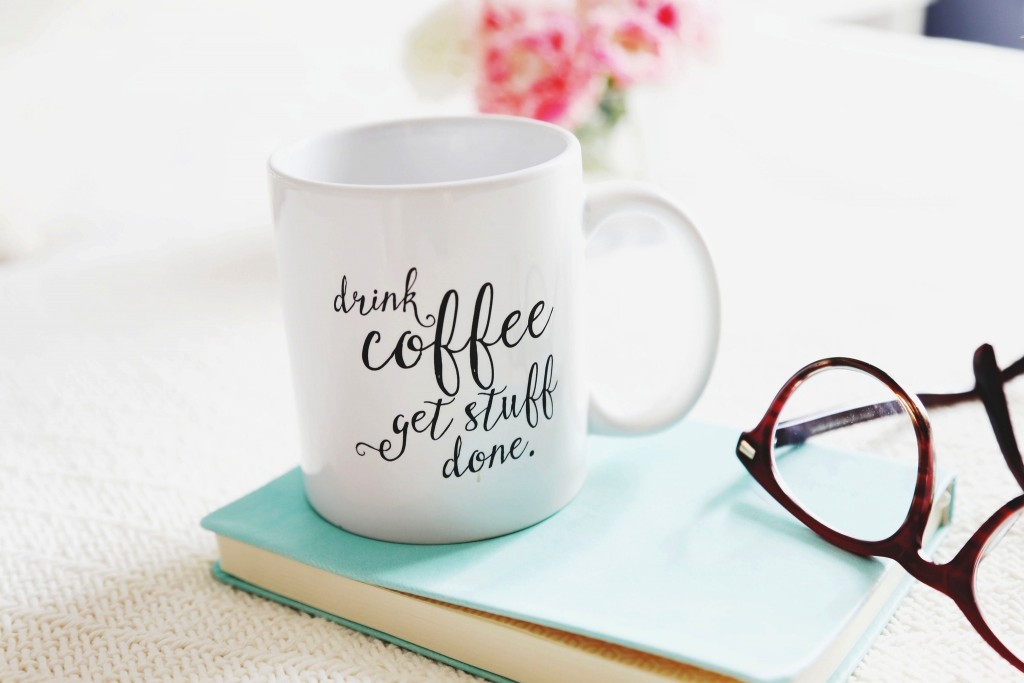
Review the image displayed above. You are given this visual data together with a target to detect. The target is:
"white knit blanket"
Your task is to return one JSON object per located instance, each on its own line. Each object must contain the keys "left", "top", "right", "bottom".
{"left": 2, "top": 230, "right": 1023, "bottom": 682}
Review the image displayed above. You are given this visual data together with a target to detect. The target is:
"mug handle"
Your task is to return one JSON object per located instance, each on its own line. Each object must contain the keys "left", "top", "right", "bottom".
{"left": 583, "top": 180, "right": 721, "bottom": 435}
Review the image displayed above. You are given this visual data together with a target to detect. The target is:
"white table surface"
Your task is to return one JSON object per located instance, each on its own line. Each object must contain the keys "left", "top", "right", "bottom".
{"left": 2, "top": 2, "right": 1024, "bottom": 680}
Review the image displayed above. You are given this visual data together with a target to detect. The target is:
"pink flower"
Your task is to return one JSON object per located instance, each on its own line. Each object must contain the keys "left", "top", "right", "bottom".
{"left": 469, "top": 0, "right": 714, "bottom": 130}
{"left": 655, "top": 2, "right": 680, "bottom": 31}
{"left": 584, "top": 1, "right": 682, "bottom": 87}
{"left": 475, "top": 3, "right": 603, "bottom": 129}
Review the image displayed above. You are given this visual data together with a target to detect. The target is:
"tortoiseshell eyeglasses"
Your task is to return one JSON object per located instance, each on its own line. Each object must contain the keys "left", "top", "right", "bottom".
{"left": 736, "top": 344, "right": 1024, "bottom": 672}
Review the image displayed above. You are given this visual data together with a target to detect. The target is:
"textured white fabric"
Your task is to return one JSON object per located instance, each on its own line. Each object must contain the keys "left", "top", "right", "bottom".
{"left": 3, "top": 230, "right": 1024, "bottom": 682}
{"left": 3, "top": 2, "right": 1024, "bottom": 681}
{"left": 0, "top": 235, "right": 475, "bottom": 682}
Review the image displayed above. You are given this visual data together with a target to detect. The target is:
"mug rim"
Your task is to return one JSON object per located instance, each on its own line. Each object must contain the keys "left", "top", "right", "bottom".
{"left": 267, "top": 114, "right": 581, "bottom": 193}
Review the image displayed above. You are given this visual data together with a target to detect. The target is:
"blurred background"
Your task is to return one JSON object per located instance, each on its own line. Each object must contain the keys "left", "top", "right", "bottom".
{"left": 2, "top": 0, "right": 1022, "bottom": 415}
{"left": 0, "top": 0, "right": 1020, "bottom": 262}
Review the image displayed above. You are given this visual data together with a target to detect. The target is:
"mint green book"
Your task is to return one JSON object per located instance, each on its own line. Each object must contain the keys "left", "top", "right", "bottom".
{"left": 202, "top": 421, "right": 954, "bottom": 683}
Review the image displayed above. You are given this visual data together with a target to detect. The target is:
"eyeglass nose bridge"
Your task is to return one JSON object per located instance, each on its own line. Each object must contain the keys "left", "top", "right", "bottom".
{"left": 880, "top": 492, "right": 1024, "bottom": 627}
{"left": 887, "top": 539, "right": 958, "bottom": 594}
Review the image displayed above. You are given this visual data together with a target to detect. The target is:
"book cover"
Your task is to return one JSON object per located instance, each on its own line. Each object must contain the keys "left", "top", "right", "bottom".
{"left": 202, "top": 421, "right": 953, "bottom": 683}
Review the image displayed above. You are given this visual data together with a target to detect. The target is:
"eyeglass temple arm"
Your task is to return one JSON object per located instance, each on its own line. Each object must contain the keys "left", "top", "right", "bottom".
{"left": 774, "top": 350, "right": 1024, "bottom": 449}
{"left": 974, "top": 345, "right": 1024, "bottom": 491}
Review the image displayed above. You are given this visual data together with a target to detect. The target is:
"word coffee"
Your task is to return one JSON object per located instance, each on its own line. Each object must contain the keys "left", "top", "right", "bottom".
{"left": 336, "top": 268, "right": 559, "bottom": 479}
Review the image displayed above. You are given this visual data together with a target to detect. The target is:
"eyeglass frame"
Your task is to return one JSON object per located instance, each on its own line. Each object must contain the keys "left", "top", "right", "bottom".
{"left": 735, "top": 343, "right": 1024, "bottom": 672}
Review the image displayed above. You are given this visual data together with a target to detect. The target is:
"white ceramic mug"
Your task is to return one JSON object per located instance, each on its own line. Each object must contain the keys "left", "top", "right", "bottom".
{"left": 269, "top": 115, "right": 719, "bottom": 543}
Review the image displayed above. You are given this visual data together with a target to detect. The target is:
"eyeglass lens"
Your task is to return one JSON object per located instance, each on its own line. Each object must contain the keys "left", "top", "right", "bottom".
{"left": 976, "top": 510, "right": 1024, "bottom": 661}
{"left": 771, "top": 367, "right": 919, "bottom": 542}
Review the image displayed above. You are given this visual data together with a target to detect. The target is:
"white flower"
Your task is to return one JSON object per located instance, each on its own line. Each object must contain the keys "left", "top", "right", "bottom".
{"left": 403, "top": 1, "right": 476, "bottom": 100}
